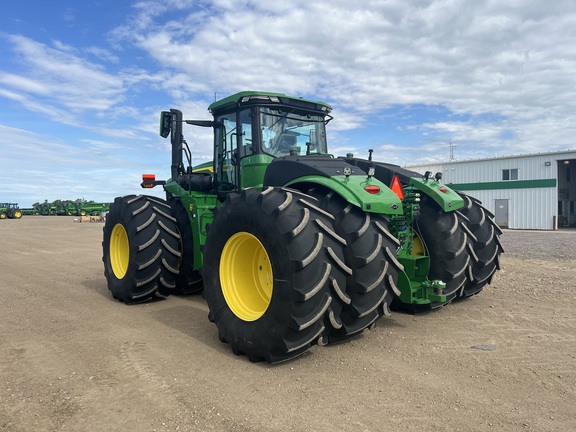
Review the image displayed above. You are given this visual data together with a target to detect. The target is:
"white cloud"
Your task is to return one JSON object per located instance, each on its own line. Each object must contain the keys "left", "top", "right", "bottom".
{"left": 2, "top": 35, "right": 126, "bottom": 111}
{"left": 112, "top": 0, "right": 576, "bottom": 127}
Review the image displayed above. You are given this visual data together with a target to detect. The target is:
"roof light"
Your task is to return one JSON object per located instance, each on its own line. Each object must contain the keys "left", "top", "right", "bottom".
{"left": 390, "top": 176, "right": 404, "bottom": 201}
{"left": 364, "top": 185, "right": 380, "bottom": 194}
{"left": 242, "top": 95, "right": 281, "bottom": 103}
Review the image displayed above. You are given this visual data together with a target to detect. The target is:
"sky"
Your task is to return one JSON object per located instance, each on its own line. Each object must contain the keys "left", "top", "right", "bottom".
{"left": 1, "top": 0, "right": 576, "bottom": 207}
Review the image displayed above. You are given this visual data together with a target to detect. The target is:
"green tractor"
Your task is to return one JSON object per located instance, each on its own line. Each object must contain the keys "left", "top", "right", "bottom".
{"left": 36, "top": 202, "right": 57, "bottom": 216}
{"left": 0, "top": 203, "right": 22, "bottom": 219}
{"left": 79, "top": 203, "right": 110, "bottom": 216}
{"left": 103, "top": 91, "right": 503, "bottom": 363}
{"left": 65, "top": 203, "right": 79, "bottom": 216}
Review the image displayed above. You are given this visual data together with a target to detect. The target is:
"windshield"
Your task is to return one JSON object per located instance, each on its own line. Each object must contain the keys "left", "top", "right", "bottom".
{"left": 260, "top": 107, "right": 328, "bottom": 157}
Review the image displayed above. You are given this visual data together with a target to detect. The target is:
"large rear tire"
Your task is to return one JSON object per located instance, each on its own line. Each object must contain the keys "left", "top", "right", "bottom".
{"left": 456, "top": 193, "right": 504, "bottom": 298}
{"left": 102, "top": 195, "right": 180, "bottom": 303}
{"left": 307, "top": 188, "right": 402, "bottom": 341}
{"left": 411, "top": 196, "right": 471, "bottom": 309}
{"left": 202, "top": 187, "right": 349, "bottom": 363}
{"left": 168, "top": 197, "right": 203, "bottom": 295}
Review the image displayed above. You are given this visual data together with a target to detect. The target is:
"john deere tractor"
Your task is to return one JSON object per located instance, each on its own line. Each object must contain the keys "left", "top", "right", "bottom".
{"left": 103, "top": 91, "right": 503, "bottom": 363}
{"left": 0, "top": 203, "right": 22, "bottom": 219}
{"left": 79, "top": 202, "right": 110, "bottom": 216}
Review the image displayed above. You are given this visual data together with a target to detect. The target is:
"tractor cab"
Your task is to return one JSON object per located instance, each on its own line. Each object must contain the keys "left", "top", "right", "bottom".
{"left": 208, "top": 92, "right": 332, "bottom": 194}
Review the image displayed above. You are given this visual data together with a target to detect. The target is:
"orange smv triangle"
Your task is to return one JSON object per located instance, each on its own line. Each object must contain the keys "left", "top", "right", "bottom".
{"left": 390, "top": 175, "right": 404, "bottom": 201}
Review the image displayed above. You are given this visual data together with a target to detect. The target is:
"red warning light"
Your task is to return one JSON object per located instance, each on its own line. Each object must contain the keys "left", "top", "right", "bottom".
{"left": 142, "top": 174, "right": 156, "bottom": 182}
{"left": 364, "top": 185, "right": 381, "bottom": 194}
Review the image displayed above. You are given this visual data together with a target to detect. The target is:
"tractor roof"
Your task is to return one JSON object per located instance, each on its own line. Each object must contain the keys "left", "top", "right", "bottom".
{"left": 208, "top": 91, "right": 332, "bottom": 114}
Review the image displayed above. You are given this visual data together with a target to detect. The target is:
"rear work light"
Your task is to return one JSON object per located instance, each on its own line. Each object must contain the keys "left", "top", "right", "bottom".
{"left": 364, "top": 185, "right": 381, "bottom": 194}
{"left": 390, "top": 175, "right": 405, "bottom": 201}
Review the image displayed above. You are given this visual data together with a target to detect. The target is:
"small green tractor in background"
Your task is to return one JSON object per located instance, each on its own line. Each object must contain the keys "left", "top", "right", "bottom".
{"left": 103, "top": 91, "right": 503, "bottom": 363}
{"left": 78, "top": 202, "right": 110, "bottom": 217}
{"left": 0, "top": 203, "right": 22, "bottom": 219}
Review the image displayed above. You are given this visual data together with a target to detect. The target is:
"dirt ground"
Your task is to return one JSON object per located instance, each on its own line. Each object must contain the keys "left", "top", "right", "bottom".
{"left": 1, "top": 217, "right": 575, "bottom": 432}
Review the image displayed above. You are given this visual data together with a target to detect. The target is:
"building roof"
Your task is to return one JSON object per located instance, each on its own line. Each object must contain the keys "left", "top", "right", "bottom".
{"left": 405, "top": 149, "right": 576, "bottom": 168}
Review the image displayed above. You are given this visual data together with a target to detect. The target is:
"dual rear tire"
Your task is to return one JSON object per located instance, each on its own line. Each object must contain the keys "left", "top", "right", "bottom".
{"left": 306, "top": 188, "right": 403, "bottom": 342}
{"left": 102, "top": 195, "right": 180, "bottom": 303}
{"left": 456, "top": 192, "right": 504, "bottom": 298}
{"left": 202, "top": 187, "right": 407, "bottom": 361}
{"left": 412, "top": 197, "right": 471, "bottom": 309}
{"left": 202, "top": 187, "right": 352, "bottom": 362}
{"left": 410, "top": 193, "right": 503, "bottom": 310}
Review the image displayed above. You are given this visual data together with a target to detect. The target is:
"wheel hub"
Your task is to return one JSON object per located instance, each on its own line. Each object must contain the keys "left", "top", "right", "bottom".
{"left": 220, "top": 232, "right": 273, "bottom": 321}
{"left": 110, "top": 223, "right": 129, "bottom": 279}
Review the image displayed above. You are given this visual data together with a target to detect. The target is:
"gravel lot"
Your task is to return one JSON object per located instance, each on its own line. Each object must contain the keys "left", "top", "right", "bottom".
{"left": 1, "top": 217, "right": 575, "bottom": 432}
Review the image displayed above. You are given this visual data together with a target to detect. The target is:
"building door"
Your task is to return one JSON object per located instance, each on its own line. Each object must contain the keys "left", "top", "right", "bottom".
{"left": 557, "top": 159, "right": 576, "bottom": 227}
{"left": 495, "top": 199, "right": 509, "bottom": 228}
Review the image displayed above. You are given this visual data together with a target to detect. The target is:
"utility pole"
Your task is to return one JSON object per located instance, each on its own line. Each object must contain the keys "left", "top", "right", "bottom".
{"left": 449, "top": 137, "right": 457, "bottom": 162}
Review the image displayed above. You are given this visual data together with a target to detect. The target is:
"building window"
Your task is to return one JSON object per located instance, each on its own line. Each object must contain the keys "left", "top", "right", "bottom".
{"left": 502, "top": 168, "right": 518, "bottom": 181}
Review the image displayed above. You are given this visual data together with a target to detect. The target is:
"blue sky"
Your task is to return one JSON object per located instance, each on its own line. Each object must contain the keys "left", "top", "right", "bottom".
{"left": 1, "top": 0, "right": 576, "bottom": 207}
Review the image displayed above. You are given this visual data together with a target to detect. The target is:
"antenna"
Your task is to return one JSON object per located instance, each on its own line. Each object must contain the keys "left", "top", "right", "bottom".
{"left": 449, "top": 137, "right": 457, "bottom": 162}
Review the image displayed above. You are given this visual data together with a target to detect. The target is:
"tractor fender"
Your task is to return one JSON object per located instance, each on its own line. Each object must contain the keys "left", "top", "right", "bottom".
{"left": 408, "top": 177, "right": 464, "bottom": 212}
{"left": 263, "top": 156, "right": 402, "bottom": 215}
{"left": 263, "top": 155, "right": 402, "bottom": 215}
{"left": 287, "top": 175, "right": 403, "bottom": 215}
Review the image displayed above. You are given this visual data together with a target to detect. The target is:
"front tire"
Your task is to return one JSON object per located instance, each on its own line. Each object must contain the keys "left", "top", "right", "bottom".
{"left": 202, "top": 187, "right": 349, "bottom": 363}
{"left": 102, "top": 195, "right": 180, "bottom": 303}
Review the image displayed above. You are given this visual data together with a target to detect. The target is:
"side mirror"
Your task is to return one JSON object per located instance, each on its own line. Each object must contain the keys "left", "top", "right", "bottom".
{"left": 159, "top": 111, "right": 173, "bottom": 138}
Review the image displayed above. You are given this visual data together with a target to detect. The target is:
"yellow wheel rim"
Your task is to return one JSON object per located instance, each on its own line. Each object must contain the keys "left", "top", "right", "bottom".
{"left": 110, "top": 224, "right": 129, "bottom": 279}
{"left": 14, "top": 211, "right": 22, "bottom": 218}
{"left": 0, "top": 213, "right": 6, "bottom": 219}
{"left": 220, "top": 232, "right": 273, "bottom": 321}
{"left": 412, "top": 231, "right": 426, "bottom": 256}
